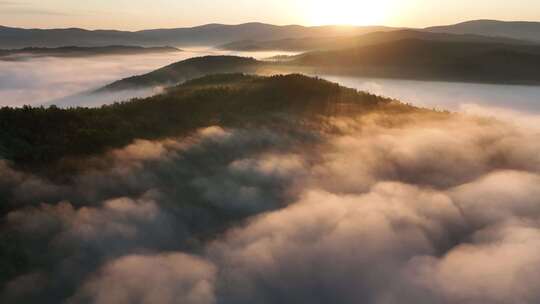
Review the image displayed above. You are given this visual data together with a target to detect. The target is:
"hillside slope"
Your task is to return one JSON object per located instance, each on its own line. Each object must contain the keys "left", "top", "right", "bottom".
{"left": 98, "top": 56, "right": 264, "bottom": 91}
{"left": 426, "top": 19, "right": 540, "bottom": 42}
{"left": 292, "top": 38, "right": 540, "bottom": 84}
{"left": 0, "top": 74, "right": 403, "bottom": 168}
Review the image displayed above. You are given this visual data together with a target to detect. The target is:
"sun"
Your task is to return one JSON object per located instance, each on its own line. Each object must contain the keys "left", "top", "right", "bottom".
{"left": 307, "top": 0, "right": 395, "bottom": 26}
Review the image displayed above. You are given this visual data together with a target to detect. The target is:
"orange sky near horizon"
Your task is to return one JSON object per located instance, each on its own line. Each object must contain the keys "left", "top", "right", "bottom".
{"left": 1, "top": 0, "right": 539, "bottom": 30}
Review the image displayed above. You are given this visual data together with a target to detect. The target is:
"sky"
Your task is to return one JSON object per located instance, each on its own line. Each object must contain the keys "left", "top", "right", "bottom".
{"left": 1, "top": 0, "right": 540, "bottom": 30}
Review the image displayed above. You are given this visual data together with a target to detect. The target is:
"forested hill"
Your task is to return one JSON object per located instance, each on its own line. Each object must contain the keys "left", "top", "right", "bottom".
{"left": 98, "top": 56, "right": 264, "bottom": 91}
{"left": 97, "top": 40, "right": 540, "bottom": 95}
{"left": 292, "top": 38, "right": 540, "bottom": 84}
{"left": 0, "top": 74, "right": 407, "bottom": 170}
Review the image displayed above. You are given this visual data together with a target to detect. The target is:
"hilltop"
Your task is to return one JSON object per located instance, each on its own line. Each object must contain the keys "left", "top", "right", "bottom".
{"left": 0, "top": 74, "right": 406, "bottom": 169}
{"left": 98, "top": 56, "right": 264, "bottom": 91}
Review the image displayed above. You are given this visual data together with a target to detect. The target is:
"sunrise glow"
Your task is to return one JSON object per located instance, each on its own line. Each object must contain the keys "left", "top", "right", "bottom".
{"left": 306, "top": 0, "right": 395, "bottom": 26}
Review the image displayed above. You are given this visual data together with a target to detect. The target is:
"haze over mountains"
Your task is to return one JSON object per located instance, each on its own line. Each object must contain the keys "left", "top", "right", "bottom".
{"left": 91, "top": 38, "right": 540, "bottom": 96}
{"left": 0, "top": 23, "right": 393, "bottom": 48}
{"left": 426, "top": 19, "right": 540, "bottom": 42}
{"left": 0, "top": 46, "right": 180, "bottom": 61}
{"left": 4, "top": 7, "right": 540, "bottom": 303}
{"left": 292, "top": 39, "right": 540, "bottom": 84}
{"left": 3, "top": 18, "right": 539, "bottom": 109}
{"left": 2, "top": 19, "right": 540, "bottom": 49}
{"left": 220, "top": 29, "right": 533, "bottom": 52}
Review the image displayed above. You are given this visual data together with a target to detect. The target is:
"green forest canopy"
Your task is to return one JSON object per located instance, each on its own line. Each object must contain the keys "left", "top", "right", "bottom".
{"left": 0, "top": 74, "right": 413, "bottom": 170}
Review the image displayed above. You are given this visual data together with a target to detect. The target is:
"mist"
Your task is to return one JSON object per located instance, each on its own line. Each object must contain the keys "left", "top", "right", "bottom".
{"left": 4, "top": 45, "right": 538, "bottom": 119}
{"left": 4, "top": 3, "right": 540, "bottom": 303}
{"left": 318, "top": 74, "right": 540, "bottom": 113}
{"left": 2, "top": 42, "right": 540, "bottom": 304}
{"left": 0, "top": 52, "right": 187, "bottom": 107}
{"left": 2, "top": 97, "right": 540, "bottom": 303}
{"left": 0, "top": 49, "right": 298, "bottom": 108}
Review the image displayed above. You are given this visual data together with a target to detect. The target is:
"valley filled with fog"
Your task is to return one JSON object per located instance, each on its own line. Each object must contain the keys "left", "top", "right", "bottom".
{"left": 0, "top": 49, "right": 296, "bottom": 107}
{"left": 2, "top": 49, "right": 540, "bottom": 123}
{"left": 3, "top": 73, "right": 540, "bottom": 304}
{"left": 2, "top": 32, "right": 540, "bottom": 304}
{"left": 316, "top": 74, "right": 540, "bottom": 129}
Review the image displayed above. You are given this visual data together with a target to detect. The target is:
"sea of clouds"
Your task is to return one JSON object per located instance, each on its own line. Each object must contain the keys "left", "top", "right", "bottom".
{"left": 2, "top": 104, "right": 540, "bottom": 303}
{"left": 0, "top": 49, "right": 296, "bottom": 108}
{"left": 0, "top": 53, "right": 191, "bottom": 107}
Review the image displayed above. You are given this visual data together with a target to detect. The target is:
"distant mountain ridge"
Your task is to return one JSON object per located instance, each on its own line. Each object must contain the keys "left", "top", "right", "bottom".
{"left": 425, "top": 19, "right": 540, "bottom": 42}
{"left": 3, "top": 20, "right": 540, "bottom": 49}
{"left": 292, "top": 38, "right": 540, "bottom": 84}
{"left": 219, "top": 29, "right": 533, "bottom": 52}
{"left": 0, "top": 22, "right": 396, "bottom": 48}
{"left": 0, "top": 45, "right": 180, "bottom": 60}
{"left": 97, "top": 36, "right": 540, "bottom": 95}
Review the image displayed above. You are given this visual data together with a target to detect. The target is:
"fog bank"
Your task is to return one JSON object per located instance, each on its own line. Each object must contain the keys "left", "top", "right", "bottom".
{"left": 318, "top": 74, "right": 540, "bottom": 114}
{"left": 0, "top": 49, "right": 297, "bottom": 108}
{"left": 2, "top": 105, "right": 540, "bottom": 303}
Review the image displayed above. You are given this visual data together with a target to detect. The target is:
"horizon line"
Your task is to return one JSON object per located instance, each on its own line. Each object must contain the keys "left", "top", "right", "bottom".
{"left": 2, "top": 18, "right": 537, "bottom": 32}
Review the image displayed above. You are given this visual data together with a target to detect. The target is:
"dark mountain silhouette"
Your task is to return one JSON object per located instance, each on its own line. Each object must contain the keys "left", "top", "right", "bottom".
{"left": 97, "top": 39, "right": 540, "bottom": 93}
{"left": 0, "top": 26, "right": 136, "bottom": 48}
{"left": 0, "top": 23, "right": 395, "bottom": 48}
{"left": 98, "top": 55, "right": 264, "bottom": 91}
{"left": 292, "top": 38, "right": 540, "bottom": 84}
{"left": 0, "top": 45, "right": 180, "bottom": 60}
{"left": 219, "top": 29, "right": 531, "bottom": 52}
{"left": 425, "top": 20, "right": 540, "bottom": 42}
{"left": 4, "top": 20, "right": 538, "bottom": 49}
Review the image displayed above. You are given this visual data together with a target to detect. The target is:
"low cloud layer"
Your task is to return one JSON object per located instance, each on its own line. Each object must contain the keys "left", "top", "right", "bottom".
{"left": 0, "top": 50, "right": 294, "bottom": 107}
{"left": 318, "top": 74, "right": 540, "bottom": 116}
{"left": 0, "top": 52, "right": 201, "bottom": 107}
{"left": 70, "top": 253, "right": 216, "bottom": 304}
{"left": 2, "top": 107, "right": 540, "bottom": 304}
